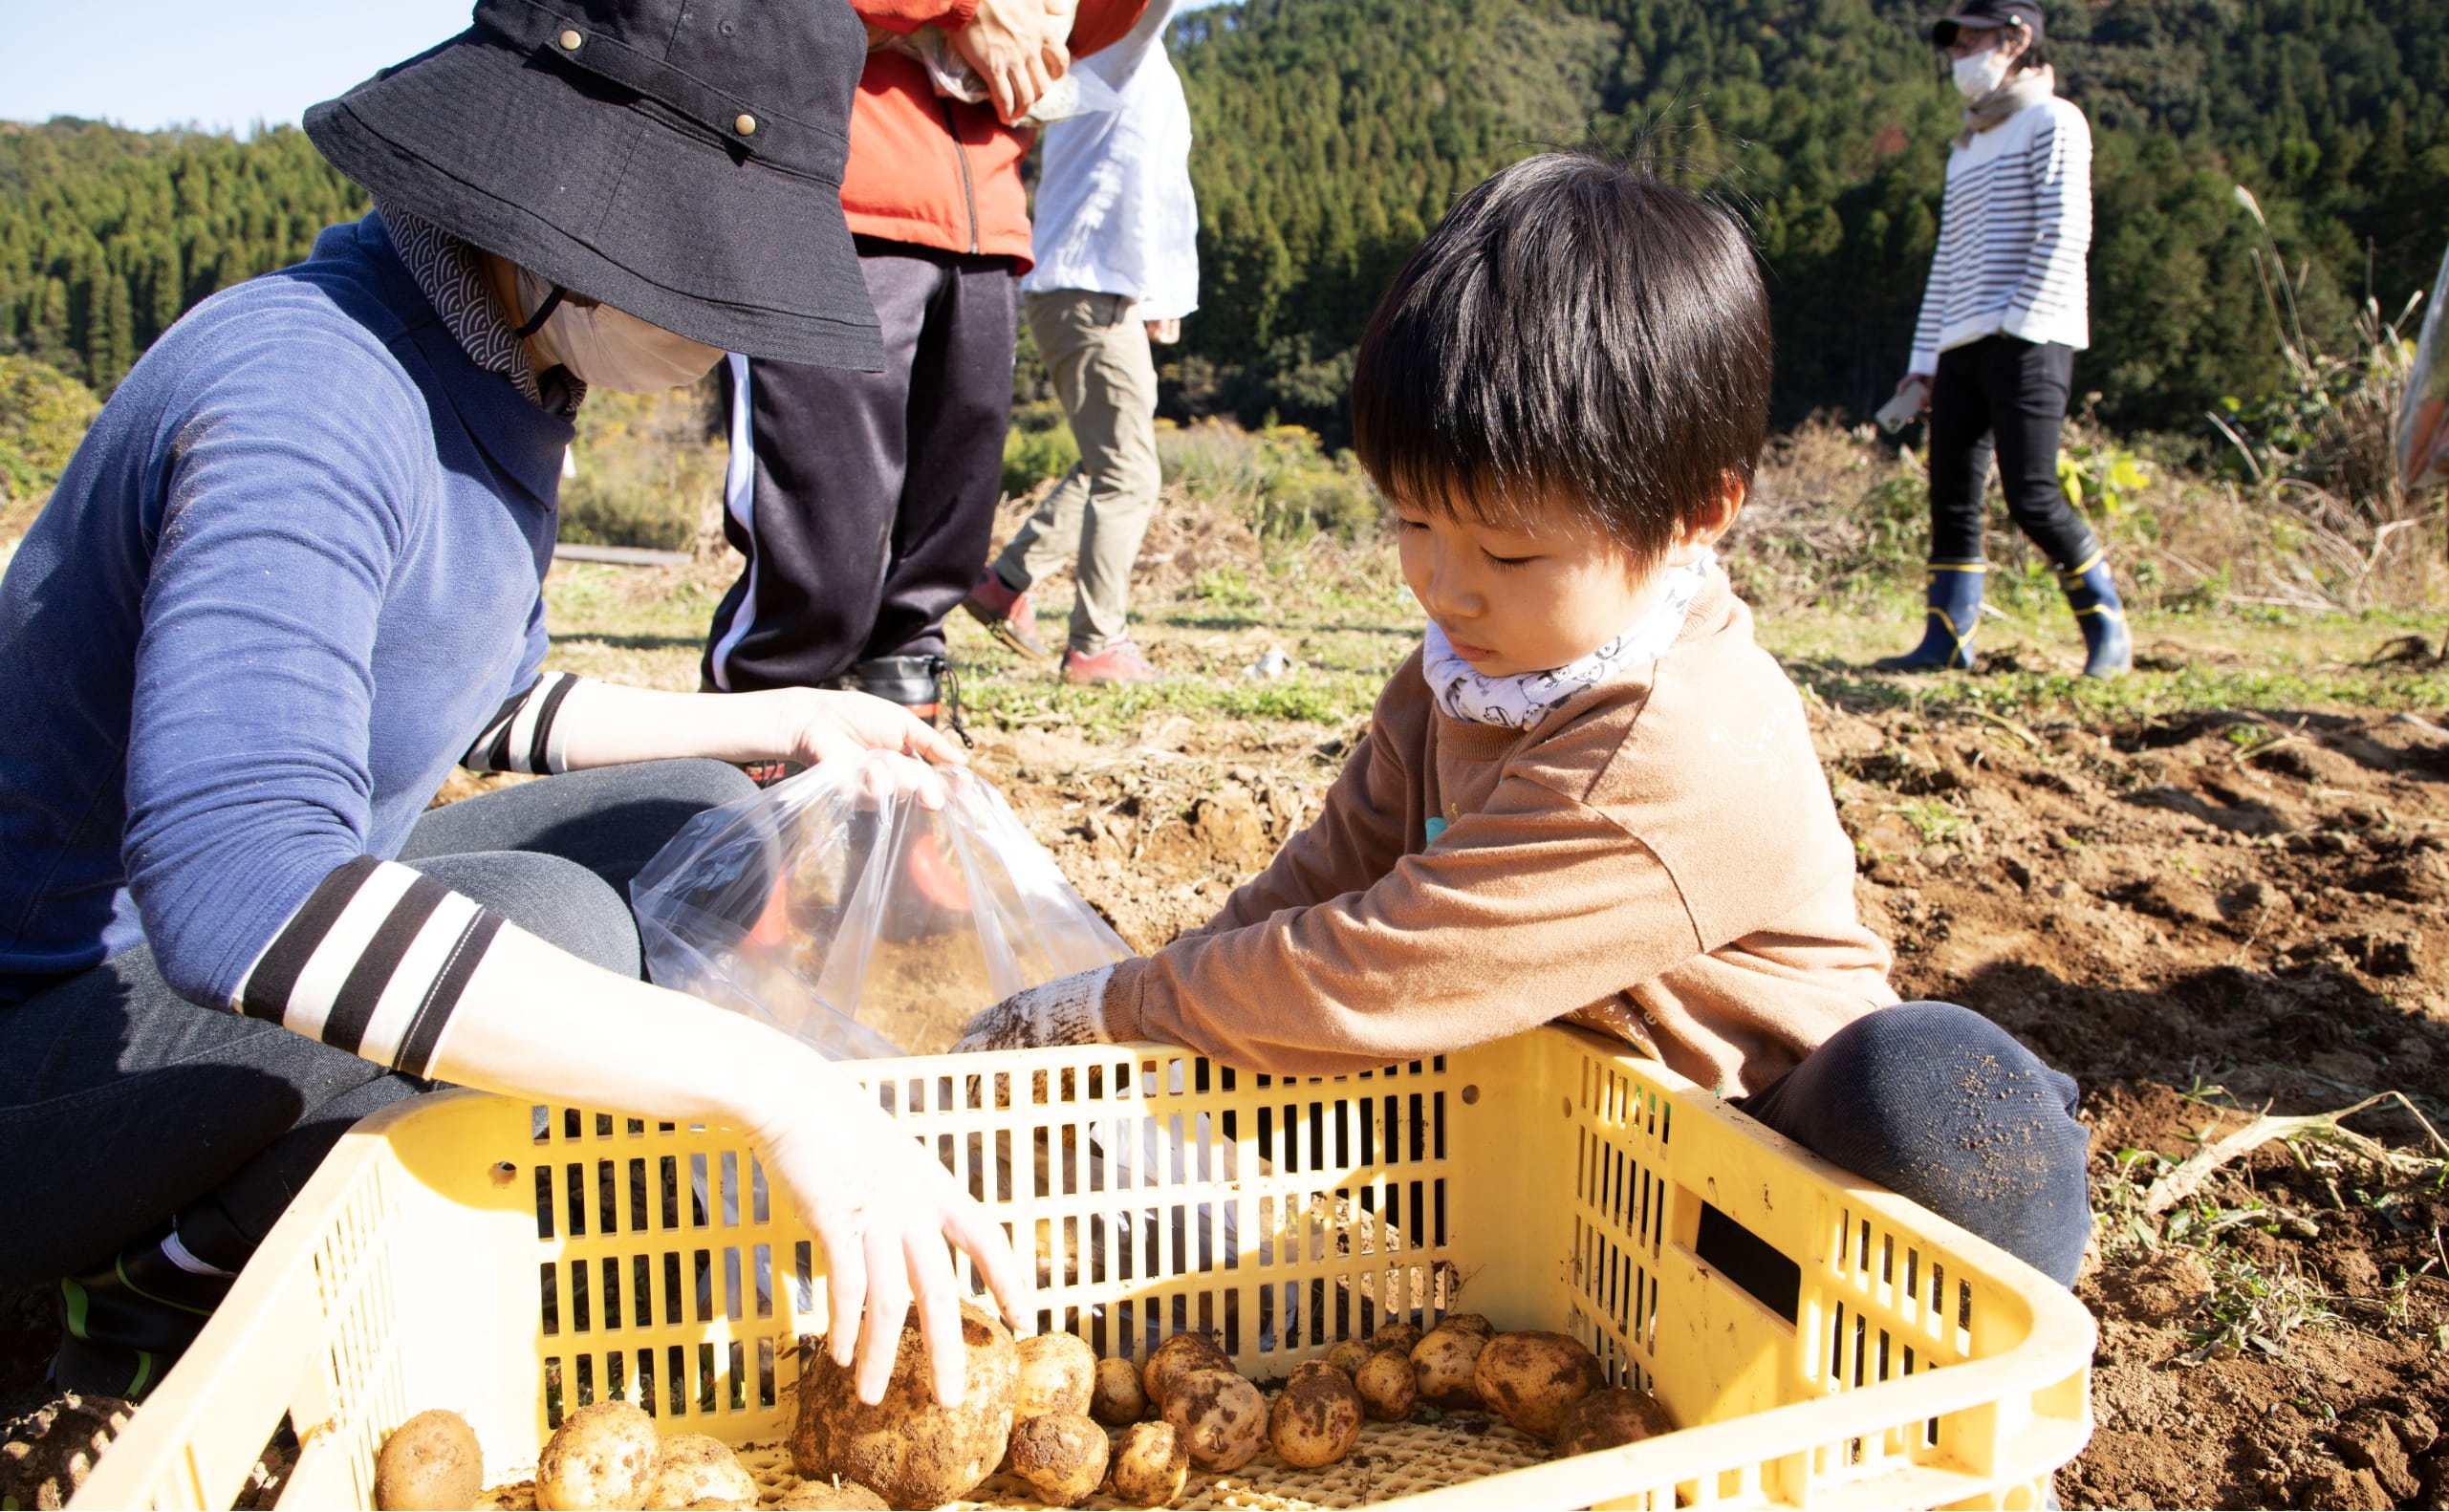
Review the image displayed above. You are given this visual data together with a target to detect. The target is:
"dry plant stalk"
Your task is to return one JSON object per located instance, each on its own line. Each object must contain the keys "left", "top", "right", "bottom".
{"left": 2142, "top": 1091, "right": 2449, "bottom": 1216}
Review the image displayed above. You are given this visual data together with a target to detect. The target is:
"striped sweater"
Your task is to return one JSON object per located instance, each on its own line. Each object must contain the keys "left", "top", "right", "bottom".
{"left": 0, "top": 213, "right": 598, "bottom": 1082}
{"left": 1909, "top": 93, "right": 2091, "bottom": 375}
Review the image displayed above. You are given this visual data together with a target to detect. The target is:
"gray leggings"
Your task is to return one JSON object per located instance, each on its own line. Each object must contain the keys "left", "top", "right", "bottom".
{"left": 0, "top": 759, "right": 755, "bottom": 1285}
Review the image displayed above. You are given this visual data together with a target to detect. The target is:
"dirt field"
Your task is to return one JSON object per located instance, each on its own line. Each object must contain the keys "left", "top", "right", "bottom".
{"left": 5, "top": 459, "right": 2446, "bottom": 1508}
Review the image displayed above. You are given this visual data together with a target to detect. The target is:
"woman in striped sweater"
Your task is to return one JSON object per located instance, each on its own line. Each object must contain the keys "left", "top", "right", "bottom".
{"left": 1878, "top": 0, "right": 2131, "bottom": 680}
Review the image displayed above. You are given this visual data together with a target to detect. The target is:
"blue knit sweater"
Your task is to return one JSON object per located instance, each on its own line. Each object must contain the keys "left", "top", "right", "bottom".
{"left": 0, "top": 213, "right": 570, "bottom": 1012}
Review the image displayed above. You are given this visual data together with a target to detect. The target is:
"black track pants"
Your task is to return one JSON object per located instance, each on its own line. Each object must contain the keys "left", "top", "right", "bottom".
{"left": 1926, "top": 335, "right": 2098, "bottom": 570}
{"left": 705, "top": 238, "right": 1018, "bottom": 692}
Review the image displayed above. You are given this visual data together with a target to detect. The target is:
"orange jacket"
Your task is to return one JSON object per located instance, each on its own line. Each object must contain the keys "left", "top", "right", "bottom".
{"left": 846, "top": 0, "right": 1148, "bottom": 268}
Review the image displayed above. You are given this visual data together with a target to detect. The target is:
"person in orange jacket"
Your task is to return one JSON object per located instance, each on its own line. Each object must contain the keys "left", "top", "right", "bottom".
{"left": 703, "top": 0, "right": 1149, "bottom": 735}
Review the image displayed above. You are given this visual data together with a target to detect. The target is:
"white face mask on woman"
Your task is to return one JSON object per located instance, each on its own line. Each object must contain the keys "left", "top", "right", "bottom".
{"left": 514, "top": 267, "right": 724, "bottom": 394}
{"left": 1952, "top": 43, "right": 2014, "bottom": 98}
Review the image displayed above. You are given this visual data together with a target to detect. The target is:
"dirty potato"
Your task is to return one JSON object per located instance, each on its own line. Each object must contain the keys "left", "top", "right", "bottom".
{"left": 1369, "top": 1321, "right": 1422, "bottom": 1355}
{"left": 773, "top": 1480, "right": 889, "bottom": 1510}
{"left": 1439, "top": 1312, "right": 1495, "bottom": 1338}
{"left": 1090, "top": 1356, "right": 1150, "bottom": 1425}
{"left": 1160, "top": 1369, "right": 1267, "bottom": 1472}
{"left": 1007, "top": 1413, "right": 1109, "bottom": 1507}
{"left": 1408, "top": 1324, "right": 1489, "bottom": 1410}
{"left": 1473, "top": 1331, "right": 1607, "bottom": 1441}
{"left": 1140, "top": 1331, "right": 1230, "bottom": 1414}
{"left": 1324, "top": 1339, "right": 1374, "bottom": 1375}
{"left": 1553, "top": 1387, "right": 1677, "bottom": 1456}
{"left": 1353, "top": 1349, "right": 1418, "bottom": 1421}
{"left": 536, "top": 1400, "right": 660, "bottom": 1510}
{"left": 1267, "top": 1361, "right": 1364, "bottom": 1468}
{"left": 374, "top": 1409, "right": 483, "bottom": 1511}
{"left": 790, "top": 1301, "right": 1018, "bottom": 1510}
{"left": 1107, "top": 1421, "right": 1188, "bottom": 1507}
{"left": 1014, "top": 1332, "right": 1099, "bottom": 1418}
{"left": 641, "top": 1434, "right": 756, "bottom": 1510}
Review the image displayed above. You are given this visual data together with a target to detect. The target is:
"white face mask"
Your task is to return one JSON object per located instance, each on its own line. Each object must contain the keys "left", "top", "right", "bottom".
{"left": 1952, "top": 44, "right": 2014, "bottom": 98}
{"left": 514, "top": 267, "right": 724, "bottom": 394}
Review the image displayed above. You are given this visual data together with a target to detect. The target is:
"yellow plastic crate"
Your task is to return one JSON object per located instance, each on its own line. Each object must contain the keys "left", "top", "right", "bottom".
{"left": 74, "top": 1026, "right": 2092, "bottom": 1510}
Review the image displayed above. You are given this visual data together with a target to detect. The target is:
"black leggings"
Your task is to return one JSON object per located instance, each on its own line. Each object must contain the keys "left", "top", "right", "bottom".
{"left": 0, "top": 759, "right": 755, "bottom": 1285}
{"left": 1927, "top": 335, "right": 2098, "bottom": 570}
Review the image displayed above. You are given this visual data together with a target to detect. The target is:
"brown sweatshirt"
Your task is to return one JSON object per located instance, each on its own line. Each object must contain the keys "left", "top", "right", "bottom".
{"left": 1099, "top": 569, "right": 1898, "bottom": 1094}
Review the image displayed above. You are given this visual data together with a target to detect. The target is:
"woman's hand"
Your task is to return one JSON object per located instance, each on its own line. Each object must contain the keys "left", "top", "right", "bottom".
{"left": 1896, "top": 372, "right": 1934, "bottom": 412}
{"left": 551, "top": 682, "right": 965, "bottom": 776}
{"left": 748, "top": 1084, "right": 1029, "bottom": 1407}
{"left": 766, "top": 688, "right": 965, "bottom": 770}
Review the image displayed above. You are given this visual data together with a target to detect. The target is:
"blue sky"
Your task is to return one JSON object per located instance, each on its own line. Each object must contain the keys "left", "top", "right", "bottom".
{"left": 0, "top": 1, "right": 536, "bottom": 135}
{"left": 0, "top": 0, "right": 1225, "bottom": 136}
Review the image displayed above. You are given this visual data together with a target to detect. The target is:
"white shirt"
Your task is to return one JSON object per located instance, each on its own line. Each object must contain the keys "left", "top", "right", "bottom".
{"left": 1909, "top": 95, "right": 2091, "bottom": 374}
{"left": 1019, "top": 0, "right": 1199, "bottom": 318}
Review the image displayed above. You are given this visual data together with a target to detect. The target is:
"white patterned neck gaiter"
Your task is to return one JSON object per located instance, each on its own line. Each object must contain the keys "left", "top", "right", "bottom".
{"left": 1421, "top": 551, "right": 1714, "bottom": 730}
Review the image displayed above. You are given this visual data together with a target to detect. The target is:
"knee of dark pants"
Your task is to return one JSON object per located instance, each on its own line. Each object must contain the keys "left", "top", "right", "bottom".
{"left": 409, "top": 851, "right": 642, "bottom": 978}
{"left": 1832, "top": 1001, "right": 2082, "bottom": 1116}
{"left": 643, "top": 757, "right": 761, "bottom": 813}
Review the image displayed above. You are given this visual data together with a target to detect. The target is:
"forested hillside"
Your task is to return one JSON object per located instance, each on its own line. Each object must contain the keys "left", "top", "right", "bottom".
{"left": 0, "top": 120, "right": 363, "bottom": 394}
{"left": 1174, "top": 0, "right": 2449, "bottom": 435}
{"left": 3, "top": 0, "right": 2443, "bottom": 439}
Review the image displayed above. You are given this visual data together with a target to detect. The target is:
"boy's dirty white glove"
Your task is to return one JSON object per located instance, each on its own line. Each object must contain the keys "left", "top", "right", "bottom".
{"left": 954, "top": 965, "right": 1116, "bottom": 1052}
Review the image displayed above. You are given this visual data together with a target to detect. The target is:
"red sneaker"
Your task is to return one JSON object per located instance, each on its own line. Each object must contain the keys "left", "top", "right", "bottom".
{"left": 1063, "top": 640, "right": 1156, "bottom": 685}
{"left": 959, "top": 569, "right": 1051, "bottom": 659}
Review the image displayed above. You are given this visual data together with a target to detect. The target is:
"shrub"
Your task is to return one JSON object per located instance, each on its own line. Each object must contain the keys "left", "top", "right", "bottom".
{"left": 557, "top": 386, "right": 723, "bottom": 552}
{"left": 1003, "top": 399, "right": 1080, "bottom": 496}
{"left": 0, "top": 355, "right": 100, "bottom": 530}
{"left": 1155, "top": 419, "right": 1379, "bottom": 541}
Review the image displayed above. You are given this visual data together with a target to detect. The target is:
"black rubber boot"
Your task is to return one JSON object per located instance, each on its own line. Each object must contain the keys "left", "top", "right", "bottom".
{"left": 54, "top": 1224, "right": 237, "bottom": 1400}
{"left": 832, "top": 655, "right": 970, "bottom": 746}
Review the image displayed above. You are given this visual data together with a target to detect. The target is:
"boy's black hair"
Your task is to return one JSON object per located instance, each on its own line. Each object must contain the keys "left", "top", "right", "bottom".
{"left": 1351, "top": 152, "right": 1771, "bottom": 559}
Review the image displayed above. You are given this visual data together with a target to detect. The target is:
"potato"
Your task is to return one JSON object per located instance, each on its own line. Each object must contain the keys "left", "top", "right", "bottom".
{"left": 642, "top": 1434, "right": 757, "bottom": 1510}
{"left": 1369, "top": 1321, "right": 1423, "bottom": 1355}
{"left": 537, "top": 1400, "right": 660, "bottom": 1510}
{"left": 1554, "top": 1387, "right": 1677, "bottom": 1456}
{"left": 1439, "top": 1312, "right": 1495, "bottom": 1338}
{"left": 774, "top": 1480, "right": 889, "bottom": 1510}
{"left": 375, "top": 1409, "right": 483, "bottom": 1511}
{"left": 1015, "top": 1332, "right": 1098, "bottom": 1419}
{"left": 1408, "top": 1325, "right": 1488, "bottom": 1410}
{"left": 1007, "top": 1412, "right": 1109, "bottom": 1507}
{"left": 1140, "top": 1331, "right": 1230, "bottom": 1413}
{"left": 1091, "top": 1356, "right": 1150, "bottom": 1425}
{"left": 1107, "top": 1421, "right": 1188, "bottom": 1507}
{"left": 1159, "top": 1368, "right": 1267, "bottom": 1473}
{"left": 1267, "top": 1361, "right": 1363, "bottom": 1468}
{"left": 1472, "top": 1331, "right": 1607, "bottom": 1441}
{"left": 789, "top": 1300, "right": 1018, "bottom": 1510}
{"left": 1353, "top": 1349, "right": 1417, "bottom": 1421}
{"left": 1324, "top": 1339, "right": 1374, "bottom": 1375}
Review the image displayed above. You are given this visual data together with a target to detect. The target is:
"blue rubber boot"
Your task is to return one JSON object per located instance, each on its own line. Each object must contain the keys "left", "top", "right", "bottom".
{"left": 2057, "top": 551, "right": 2132, "bottom": 679}
{"left": 1873, "top": 562, "right": 1984, "bottom": 672}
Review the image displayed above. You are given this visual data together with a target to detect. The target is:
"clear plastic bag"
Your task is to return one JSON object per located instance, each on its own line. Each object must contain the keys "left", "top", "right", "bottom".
{"left": 631, "top": 751, "right": 1128, "bottom": 1058}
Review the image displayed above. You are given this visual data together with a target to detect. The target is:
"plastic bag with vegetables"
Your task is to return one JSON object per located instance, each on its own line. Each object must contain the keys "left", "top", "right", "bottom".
{"left": 631, "top": 751, "right": 1128, "bottom": 1058}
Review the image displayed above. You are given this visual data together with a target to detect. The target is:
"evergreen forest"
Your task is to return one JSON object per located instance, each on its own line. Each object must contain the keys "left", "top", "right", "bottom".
{"left": 3, "top": 0, "right": 2444, "bottom": 443}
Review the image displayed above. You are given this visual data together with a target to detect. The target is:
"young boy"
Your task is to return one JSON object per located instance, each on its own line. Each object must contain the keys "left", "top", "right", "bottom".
{"left": 958, "top": 153, "right": 2091, "bottom": 1285}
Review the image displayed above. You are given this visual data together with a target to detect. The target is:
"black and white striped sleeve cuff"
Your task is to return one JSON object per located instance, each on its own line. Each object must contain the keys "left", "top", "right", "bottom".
{"left": 231, "top": 856, "right": 503, "bottom": 1077}
{"left": 462, "top": 670, "right": 591, "bottom": 774}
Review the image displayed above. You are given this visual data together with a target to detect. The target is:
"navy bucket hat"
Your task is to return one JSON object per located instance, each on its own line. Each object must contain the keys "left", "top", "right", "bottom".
{"left": 306, "top": 0, "right": 884, "bottom": 371}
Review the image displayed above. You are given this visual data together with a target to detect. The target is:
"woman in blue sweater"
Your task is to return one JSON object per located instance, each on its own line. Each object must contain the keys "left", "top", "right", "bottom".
{"left": 0, "top": 0, "right": 1023, "bottom": 1405}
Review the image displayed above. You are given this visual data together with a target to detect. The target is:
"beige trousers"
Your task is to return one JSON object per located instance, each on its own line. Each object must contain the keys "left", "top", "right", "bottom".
{"left": 995, "top": 290, "right": 1162, "bottom": 655}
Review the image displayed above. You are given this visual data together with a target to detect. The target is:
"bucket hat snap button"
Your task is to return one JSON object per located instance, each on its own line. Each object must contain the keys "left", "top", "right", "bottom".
{"left": 734, "top": 113, "right": 757, "bottom": 135}
{"left": 557, "top": 29, "right": 581, "bottom": 49}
